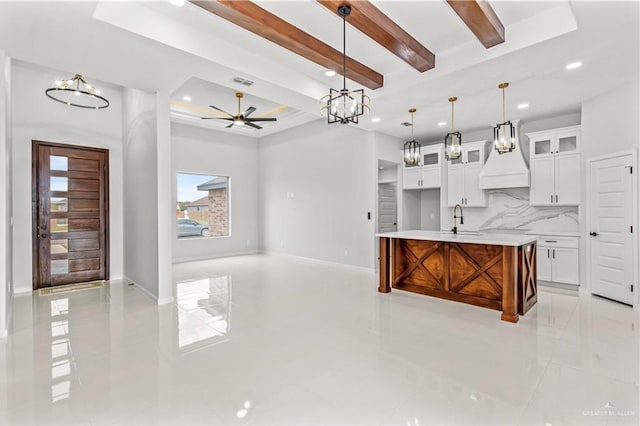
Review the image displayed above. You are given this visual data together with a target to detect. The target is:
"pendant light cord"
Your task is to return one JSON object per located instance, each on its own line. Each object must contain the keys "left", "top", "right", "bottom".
{"left": 411, "top": 110, "right": 414, "bottom": 140}
{"left": 502, "top": 86, "right": 506, "bottom": 123}
{"left": 342, "top": 12, "right": 346, "bottom": 91}
{"left": 451, "top": 101, "right": 455, "bottom": 133}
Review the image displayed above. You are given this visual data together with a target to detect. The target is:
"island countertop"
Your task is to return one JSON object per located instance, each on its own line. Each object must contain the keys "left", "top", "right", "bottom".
{"left": 376, "top": 230, "right": 538, "bottom": 247}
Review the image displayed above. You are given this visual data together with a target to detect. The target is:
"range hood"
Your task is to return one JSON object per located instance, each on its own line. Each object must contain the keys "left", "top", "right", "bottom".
{"left": 479, "top": 120, "right": 530, "bottom": 189}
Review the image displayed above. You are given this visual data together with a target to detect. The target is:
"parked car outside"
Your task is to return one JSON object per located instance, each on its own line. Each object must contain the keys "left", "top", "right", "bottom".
{"left": 177, "top": 218, "right": 210, "bottom": 238}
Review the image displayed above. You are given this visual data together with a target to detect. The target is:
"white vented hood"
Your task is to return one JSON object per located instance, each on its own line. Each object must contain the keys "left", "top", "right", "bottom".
{"left": 479, "top": 120, "right": 530, "bottom": 189}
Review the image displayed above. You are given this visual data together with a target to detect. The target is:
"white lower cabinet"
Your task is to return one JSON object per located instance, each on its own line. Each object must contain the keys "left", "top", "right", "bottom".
{"left": 534, "top": 235, "right": 579, "bottom": 286}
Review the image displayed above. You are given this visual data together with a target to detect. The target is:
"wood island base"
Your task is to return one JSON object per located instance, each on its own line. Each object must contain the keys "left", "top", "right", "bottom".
{"left": 379, "top": 237, "right": 537, "bottom": 323}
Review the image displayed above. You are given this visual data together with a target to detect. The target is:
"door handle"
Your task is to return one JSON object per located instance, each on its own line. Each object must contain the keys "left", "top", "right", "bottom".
{"left": 555, "top": 195, "right": 558, "bottom": 203}
{"left": 547, "top": 249, "right": 550, "bottom": 258}
{"left": 552, "top": 249, "right": 555, "bottom": 259}
{"left": 550, "top": 195, "right": 553, "bottom": 203}
{"left": 589, "top": 232, "right": 599, "bottom": 237}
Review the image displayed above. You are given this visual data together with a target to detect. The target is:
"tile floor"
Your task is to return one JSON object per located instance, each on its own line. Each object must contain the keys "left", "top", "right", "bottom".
{"left": 0, "top": 254, "right": 638, "bottom": 426}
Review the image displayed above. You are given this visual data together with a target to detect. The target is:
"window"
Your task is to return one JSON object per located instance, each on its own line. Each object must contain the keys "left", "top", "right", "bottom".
{"left": 176, "top": 173, "right": 230, "bottom": 239}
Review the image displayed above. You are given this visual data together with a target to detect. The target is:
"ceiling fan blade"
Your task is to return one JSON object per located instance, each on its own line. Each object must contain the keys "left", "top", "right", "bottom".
{"left": 209, "top": 105, "right": 234, "bottom": 117}
{"left": 201, "top": 117, "right": 234, "bottom": 120}
{"left": 245, "top": 117, "right": 277, "bottom": 122}
{"left": 225, "top": 123, "right": 234, "bottom": 128}
{"left": 244, "top": 122, "right": 262, "bottom": 130}
{"left": 243, "top": 106, "right": 257, "bottom": 117}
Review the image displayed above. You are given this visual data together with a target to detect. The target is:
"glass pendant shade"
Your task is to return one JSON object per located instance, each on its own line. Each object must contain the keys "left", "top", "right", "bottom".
{"left": 445, "top": 131, "right": 462, "bottom": 160}
{"left": 493, "top": 82, "right": 515, "bottom": 154}
{"left": 320, "top": 5, "right": 369, "bottom": 125}
{"left": 404, "top": 139, "right": 421, "bottom": 166}
{"left": 444, "top": 96, "right": 462, "bottom": 160}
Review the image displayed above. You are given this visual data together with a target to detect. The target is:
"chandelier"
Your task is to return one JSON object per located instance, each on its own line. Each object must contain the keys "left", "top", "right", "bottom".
{"left": 445, "top": 96, "right": 462, "bottom": 160}
{"left": 45, "top": 74, "right": 109, "bottom": 110}
{"left": 320, "top": 5, "right": 369, "bottom": 124}
{"left": 403, "top": 108, "right": 420, "bottom": 166}
{"left": 493, "top": 82, "right": 515, "bottom": 154}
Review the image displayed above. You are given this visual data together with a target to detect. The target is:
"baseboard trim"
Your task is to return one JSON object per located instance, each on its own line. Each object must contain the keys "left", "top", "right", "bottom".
{"left": 260, "top": 251, "right": 375, "bottom": 274}
{"left": 172, "top": 250, "right": 259, "bottom": 264}
{"left": 124, "top": 276, "right": 174, "bottom": 305}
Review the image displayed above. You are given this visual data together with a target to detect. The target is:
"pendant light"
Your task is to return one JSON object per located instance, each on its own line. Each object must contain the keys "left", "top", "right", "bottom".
{"left": 320, "top": 5, "right": 370, "bottom": 124}
{"left": 493, "top": 82, "right": 515, "bottom": 154}
{"left": 444, "top": 96, "right": 462, "bottom": 160}
{"left": 45, "top": 74, "right": 109, "bottom": 109}
{"left": 403, "top": 108, "right": 420, "bottom": 166}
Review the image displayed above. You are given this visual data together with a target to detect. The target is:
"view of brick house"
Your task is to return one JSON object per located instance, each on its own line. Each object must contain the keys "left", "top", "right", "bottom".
{"left": 196, "top": 177, "right": 229, "bottom": 237}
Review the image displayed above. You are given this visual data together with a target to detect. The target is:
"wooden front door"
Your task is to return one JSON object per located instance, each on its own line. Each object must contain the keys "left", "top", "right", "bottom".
{"left": 32, "top": 141, "right": 109, "bottom": 289}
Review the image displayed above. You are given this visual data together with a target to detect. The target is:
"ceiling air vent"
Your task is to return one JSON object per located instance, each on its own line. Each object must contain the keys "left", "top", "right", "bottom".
{"left": 233, "top": 76, "right": 254, "bottom": 86}
{"left": 400, "top": 122, "right": 412, "bottom": 127}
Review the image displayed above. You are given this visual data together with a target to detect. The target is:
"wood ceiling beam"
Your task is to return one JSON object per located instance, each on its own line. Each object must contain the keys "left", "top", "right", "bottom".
{"left": 317, "top": 0, "right": 435, "bottom": 73}
{"left": 188, "top": 0, "right": 383, "bottom": 90}
{"left": 446, "top": 0, "right": 505, "bottom": 48}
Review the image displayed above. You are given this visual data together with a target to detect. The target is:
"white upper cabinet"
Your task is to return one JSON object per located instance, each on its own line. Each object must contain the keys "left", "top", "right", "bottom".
{"left": 402, "top": 144, "right": 443, "bottom": 190}
{"left": 447, "top": 140, "right": 487, "bottom": 207}
{"left": 527, "top": 126, "right": 581, "bottom": 206}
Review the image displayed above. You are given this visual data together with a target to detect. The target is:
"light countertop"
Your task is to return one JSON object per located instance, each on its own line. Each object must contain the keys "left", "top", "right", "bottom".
{"left": 376, "top": 230, "right": 538, "bottom": 247}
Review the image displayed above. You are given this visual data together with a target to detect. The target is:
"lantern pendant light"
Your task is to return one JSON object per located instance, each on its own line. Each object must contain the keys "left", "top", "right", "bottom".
{"left": 493, "top": 82, "right": 515, "bottom": 154}
{"left": 403, "top": 108, "right": 420, "bottom": 166}
{"left": 444, "top": 96, "right": 462, "bottom": 160}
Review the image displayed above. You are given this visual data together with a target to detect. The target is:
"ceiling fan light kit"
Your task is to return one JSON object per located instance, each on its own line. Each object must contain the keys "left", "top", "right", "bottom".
{"left": 201, "top": 92, "right": 277, "bottom": 130}
{"left": 320, "top": 4, "right": 370, "bottom": 125}
{"left": 45, "top": 74, "right": 109, "bottom": 109}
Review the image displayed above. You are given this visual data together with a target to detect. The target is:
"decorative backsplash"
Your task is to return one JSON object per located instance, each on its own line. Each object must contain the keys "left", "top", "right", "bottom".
{"left": 447, "top": 188, "right": 579, "bottom": 233}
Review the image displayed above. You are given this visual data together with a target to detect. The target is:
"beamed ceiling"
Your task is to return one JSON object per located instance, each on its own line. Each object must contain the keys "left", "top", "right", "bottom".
{"left": 0, "top": 1, "right": 637, "bottom": 141}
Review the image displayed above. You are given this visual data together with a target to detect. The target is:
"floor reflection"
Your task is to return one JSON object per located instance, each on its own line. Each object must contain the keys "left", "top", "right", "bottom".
{"left": 49, "top": 298, "right": 73, "bottom": 403}
{"left": 175, "top": 276, "right": 232, "bottom": 349}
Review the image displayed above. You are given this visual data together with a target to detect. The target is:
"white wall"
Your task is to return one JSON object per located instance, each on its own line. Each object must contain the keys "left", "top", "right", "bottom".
{"left": 11, "top": 61, "right": 124, "bottom": 294}
{"left": 259, "top": 119, "right": 377, "bottom": 269}
{"left": 122, "top": 88, "right": 160, "bottom": 299}
{"left": 0, "top": 52, "right": 12, "bottom": 337}
{"left": 171, "top": 123, "right": 259, "bottom": 262}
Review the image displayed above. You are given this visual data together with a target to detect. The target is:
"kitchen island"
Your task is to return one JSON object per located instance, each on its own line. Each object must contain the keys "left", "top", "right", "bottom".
{"left": 377, "top": 231, "right": 538, "bottom": 323}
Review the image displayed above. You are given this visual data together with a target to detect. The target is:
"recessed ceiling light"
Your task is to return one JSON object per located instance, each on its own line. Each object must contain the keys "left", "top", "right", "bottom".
{"left": 325, "top": 70, "right": 336, "bottom": 77}
{"left": 565, "top": 61, "right": 582, "bottom": 70}
{"left": 517, "top": 103, "right": 529, "bottom": 109}
{"left": 169, "top": 0, "right": 185, "bottom": 6}
{"left": 437, "top": 121, "right": 447, "bottom": 127}
{"left": 183, "top": 95, "right": 192, "bottom": 102}
{"left": 371, "top": 117, "right": 381, "bottom": 123}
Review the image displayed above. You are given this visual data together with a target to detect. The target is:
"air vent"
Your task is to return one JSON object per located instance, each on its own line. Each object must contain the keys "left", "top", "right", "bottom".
{"left": 233, "top": 76, "right": 254, "bottom": 86}
{"left": 400, "top": 122, "right": 412, "bottom": 127}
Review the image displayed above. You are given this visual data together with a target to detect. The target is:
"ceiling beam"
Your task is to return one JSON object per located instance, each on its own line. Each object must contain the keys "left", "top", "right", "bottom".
{"left": 317, "top": 1, "right": 435, "bottom": 73}
{"left": 446, "top": 0, "right": 505, "bottom": 48}
{"left": 317, "top": 0, "right": 436, "bottom": 72}
{"left": 188, "top": 0, "right": 383, "bottom": 90}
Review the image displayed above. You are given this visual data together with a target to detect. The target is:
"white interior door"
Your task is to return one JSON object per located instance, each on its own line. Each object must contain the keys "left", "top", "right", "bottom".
{"left": 378, "top": 183, "right": 397, "bottom": 233}
{"left": 589, "top": 153, "right": 634, "bottom": 305}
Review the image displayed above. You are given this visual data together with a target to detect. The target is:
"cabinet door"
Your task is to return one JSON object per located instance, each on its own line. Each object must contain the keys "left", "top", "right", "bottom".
{"left": 530, "top": 135, "right": 554, "bottom": 158}
{"left": 551, "top": 248, "right": 579, "bottom": 285}
{"left": 537, "top": 246, "right": 553, "bottom": 281}
{"left": 421, "top": 167, "right": 441, "bottom": 189}
{"left": 530, "top": 157, "right": 555, "bottom": 206}
{"left": 447, "top": 166, "right": 465, "bottom": 207}
{"left": 555, "top": 131, "right": 580, "bottom": 155}
{"left": 422, "top": 151, "right": 440, "bottom": 167}
{"left": 402, "top": 168, "right": 421, "bottom": 190}
{"left": 555, "top": 154, "right": 580, "bottom": 205}
{"left": 463, "top": 164, "right": 486, "bottom": 207}
{"left": 465, "top": 146, "right": 483, "bottom": 165}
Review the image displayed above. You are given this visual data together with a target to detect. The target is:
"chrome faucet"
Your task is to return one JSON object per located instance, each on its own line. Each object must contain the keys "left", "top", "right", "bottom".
{"left": 452, "top": 204, "right": 464, "bottom": 235}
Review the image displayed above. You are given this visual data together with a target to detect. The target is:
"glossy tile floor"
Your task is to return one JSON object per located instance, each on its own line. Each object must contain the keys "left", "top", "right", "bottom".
{"left": 1, "top": 254, "right": 638, "bottom": 426}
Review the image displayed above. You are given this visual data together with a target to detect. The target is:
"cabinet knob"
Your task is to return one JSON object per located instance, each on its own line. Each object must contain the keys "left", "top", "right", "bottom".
{"left": 589, "top": 232, "right": 599, "bottom": 237}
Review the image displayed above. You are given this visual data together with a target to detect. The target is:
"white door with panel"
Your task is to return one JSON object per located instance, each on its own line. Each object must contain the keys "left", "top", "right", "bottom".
{"left": 589, "top": 153, "right": 634, "bottom": 305}
{"left": 378, "top": 183, "right": 398, "bottom": 233}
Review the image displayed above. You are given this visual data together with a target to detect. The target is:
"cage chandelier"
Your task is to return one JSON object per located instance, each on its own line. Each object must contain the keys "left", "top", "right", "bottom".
{"left": 403, "top": 108, "right": 420, "bottom": 166}
{"left": 320, "top": 5, "right": 370, "bottom": 124}
{"left": 493, "top": 82, "right": 515, "bottom": 154}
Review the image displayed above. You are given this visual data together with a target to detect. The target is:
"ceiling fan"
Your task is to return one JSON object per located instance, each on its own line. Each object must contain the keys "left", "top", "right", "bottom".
{"left": 201, "top": 92, "right": 277, "bottom": 129}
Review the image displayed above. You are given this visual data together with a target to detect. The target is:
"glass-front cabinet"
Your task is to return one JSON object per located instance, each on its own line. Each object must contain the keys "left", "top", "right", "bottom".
{"left": 402, "top": 144, "right": 443, "bottom": 190}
